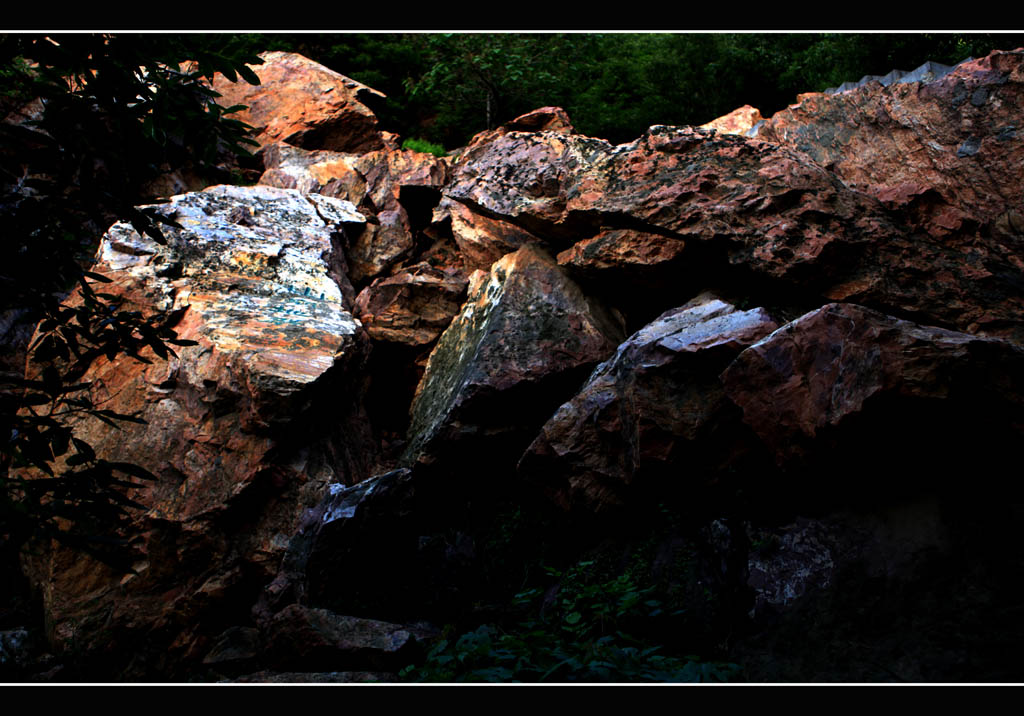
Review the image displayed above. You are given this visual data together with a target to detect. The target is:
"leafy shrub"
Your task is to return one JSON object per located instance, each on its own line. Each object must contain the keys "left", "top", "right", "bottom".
{"left": 401, "top": 560, "right": 741, "bottom": 683}
{"left": 401, "top": 137, "right": 447, "bottom": 157}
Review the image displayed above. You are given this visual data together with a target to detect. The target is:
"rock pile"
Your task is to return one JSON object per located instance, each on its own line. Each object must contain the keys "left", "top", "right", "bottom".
{"left": 14, "top": 48, "right": 1024, "bottom": 682}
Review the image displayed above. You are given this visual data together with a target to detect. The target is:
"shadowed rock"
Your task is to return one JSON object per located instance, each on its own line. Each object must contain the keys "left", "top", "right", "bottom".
{"left": 722, "top": 302, "right": 1024, "bottom": 473}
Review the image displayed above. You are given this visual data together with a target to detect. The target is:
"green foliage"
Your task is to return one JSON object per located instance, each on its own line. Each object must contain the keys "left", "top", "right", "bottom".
{"left": 401, "top": 137, "right": 447, "bottom": 157}
{"left": 401, "top": 559, "right": 741, "bottom": 683}
{"left": 0, "top": 34, "right": 261, "bottom": 563}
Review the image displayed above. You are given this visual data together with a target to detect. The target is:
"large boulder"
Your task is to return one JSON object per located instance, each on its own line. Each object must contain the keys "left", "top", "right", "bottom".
{"left": 721, "top": 302, "right": 1024, "bottom": 486}
{"left": 21, "top": 185, "right": 375, "bottom": 679}
{"left": 404, "top": 243, "right": 625, "bottom": 474}
{"left": 520, "top": 293, "right": 778, "bottom": 515}
{"left": 211, "top": 51, "right": 387, "bottom": 154}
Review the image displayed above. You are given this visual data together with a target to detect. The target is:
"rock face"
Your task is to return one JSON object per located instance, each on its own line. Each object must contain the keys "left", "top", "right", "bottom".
{"left": 752, "top": 50, "right": 1024, "bottom": 343}
{"left": 21, "top": 185, "right": 374, "bottom": 678}
{"left": 520, "top": 293, "right": 778, "bottom": 514}
{"left": 446, "top": 111, "right": 1024, "bottom": 342}
{"left": 447, "top": 201, "right": 543, "bottom": 273}
{"left": 211, "top": 51, "right": 387, "bottom": 154}
{"left": 352, "top": 264, "right": 468, "bottom": 347}
{"left": 404, "top": 243, "right": 625, "bottom": 473}
{"left": 446, "top": 123, "right": 900, "bottom": 311}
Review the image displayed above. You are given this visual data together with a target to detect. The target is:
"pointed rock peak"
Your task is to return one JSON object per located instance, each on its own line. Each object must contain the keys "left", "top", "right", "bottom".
{"left": 700, "top": 104, "right": 764, "bottom": 136}
{"left": 505, "top": 106, "right": 574, "bottom": 134}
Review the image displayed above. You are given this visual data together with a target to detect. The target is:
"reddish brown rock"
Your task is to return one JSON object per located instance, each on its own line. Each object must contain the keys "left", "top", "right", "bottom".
{"left": 465, "top": 106, "right": 575, "bottom": 150}
{"left": 555, "top": 228, "right": 686, "bottom": 277}
{"left": 353, "top": 263, "right": 468, "bottom": 347}
{"left": 755, "top": 49, "right": 1024, "bottom": 228}
{"left": 701, "top": 104, "right": 764, "bottom": 135}
{"left": 258, "top": 143, "right": 366, "bottom": 199}
{"left": 449, "top": 123, "right": 895, "bottom": 267}
{"left": 446, "top": 119, "right": 1024, "bottom": 342}
{"left": 259, "top": 142, "right": 449, "bottom": 213}
{"left": 721, "top": 302, "right": 1024, "bottom": 469}
{"left": 211, "top": 51, "right": 386, "bottom": 154}
{"left": 505, "top": 106, "right": 574, "bottom": 134}
{"left": 519, "top": 293, "right": 777, "bottom": 514}
{"left": 21, "top": 185, "right": 375, "bottom": 679}
{"left": 449, "top": 201, "right": 544, "bottom": 272}
{"left": 404, "top": 243, "right": 625, "bottom": 472}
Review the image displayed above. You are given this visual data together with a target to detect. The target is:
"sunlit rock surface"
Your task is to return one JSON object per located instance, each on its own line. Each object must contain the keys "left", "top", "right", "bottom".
{"left": 404, "top": 243, "right": 625, "bottom": 473}
{"left": 701, "top": 104, "right": 764, "bottom": 135}
{"left": 210, "top": 51, "right": 387, "bottom": 154}
{"left": 259, "top": 142, "right": 449, "bottom": 282}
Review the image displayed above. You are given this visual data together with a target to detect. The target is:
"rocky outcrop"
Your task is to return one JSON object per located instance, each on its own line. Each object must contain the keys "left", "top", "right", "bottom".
{"left": 721, "top": 302, "right": 1024, "bottom": 472}
{"left": 21, "top": 185, "right": 375, "bottom": 679}
{"left": 210, "top": 51, "right": 387, "bottom": 154}
{"left": 446, "top": 110, "right": 1024, "bottom": 342}
{"left": 18, "top": 46, "right": 1024, "bottom": 683}
{"left": 257, "top": 137, "right": 462, "bottom": 461}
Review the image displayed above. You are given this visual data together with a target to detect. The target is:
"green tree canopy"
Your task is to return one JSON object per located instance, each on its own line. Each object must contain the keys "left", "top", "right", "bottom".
{"left": 218, "top": 32, "right": 1024, "bottom": 147}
